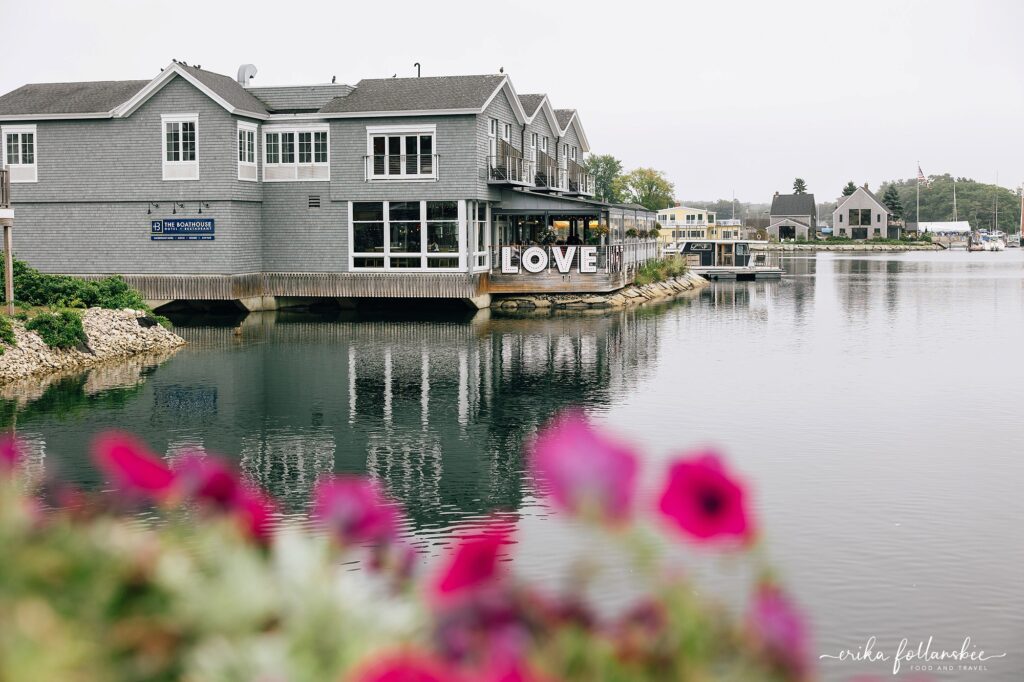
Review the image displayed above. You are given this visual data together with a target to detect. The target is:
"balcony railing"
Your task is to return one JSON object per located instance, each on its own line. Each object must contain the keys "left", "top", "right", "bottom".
{"left": 487, "top": 155, "right": 533, "bottom": 186}
{"left": 364, "top": 154, "right": 439, "bottom": 181}
{"left": 535, "top": 163, "right": 568, "bottom": 191}
{"left": 566, "top": 164, "right": 595, "bottom": 196}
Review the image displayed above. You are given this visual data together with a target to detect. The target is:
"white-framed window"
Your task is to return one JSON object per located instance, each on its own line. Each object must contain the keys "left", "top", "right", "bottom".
{"left": 540, "top": 136, "right": 548, "bottom": 153}
{"left": 237, "top": 121, "right": 257, "bottom": 182}
{"left": 1, "top": 125, "right": 37, "bottom": 182}
{"left": 529, "top": 132, "right": 537, "bottom": 162}
{"left": 350, "top": 199, "right": 467, "bottom": 271}
{"left": 469, "top": 200, "right": 490, "bottom": 271}
{"left": 501, "top": 122, "right": 511, "bottom": 142}
{"left": 366, "top": 125, "right": 436, "bottom": 180}
{"left": 161, "top": 114, "right": 198, "bottom": 181}
{"left": 264, "top": 124, "right": 329, "bottom": 181}
{"left": 488, "top": 118, "right": 498, "bottom": 159}
{"left": 570, "top": 146, "right": 577, "bottom": 162}
{"left": 559, "top": 142, "right": 568, "bottom": 169}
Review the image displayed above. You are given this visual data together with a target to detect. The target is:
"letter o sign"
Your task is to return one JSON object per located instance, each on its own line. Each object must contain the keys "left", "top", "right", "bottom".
{"left": 521, "top": 246, "right": 549, "bottom": 273}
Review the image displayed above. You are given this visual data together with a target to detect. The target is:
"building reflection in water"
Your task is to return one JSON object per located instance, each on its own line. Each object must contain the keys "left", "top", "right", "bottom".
{"left": 1, "top": 307, "right": 672, "bottom": 530}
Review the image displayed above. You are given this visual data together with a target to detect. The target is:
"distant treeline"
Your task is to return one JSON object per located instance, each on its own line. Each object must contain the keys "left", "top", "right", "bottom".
{"left": 879, "top": 175, "right": 1020, "bottom": 232}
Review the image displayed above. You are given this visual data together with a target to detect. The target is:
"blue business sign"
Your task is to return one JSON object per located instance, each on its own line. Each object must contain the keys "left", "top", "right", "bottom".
{"left": 151, "top": 218, "right": 215, "bottom": 241}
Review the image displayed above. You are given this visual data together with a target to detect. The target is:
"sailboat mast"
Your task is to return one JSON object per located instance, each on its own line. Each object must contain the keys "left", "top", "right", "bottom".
{"left": 952, "top": 178, "right": 957, "bottom": 221}
{"left": 994, "top": 172, "right": 999, "bottom": 231}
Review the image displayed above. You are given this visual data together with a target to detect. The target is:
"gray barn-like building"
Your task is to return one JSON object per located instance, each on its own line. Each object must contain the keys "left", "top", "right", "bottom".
{"left": 0, "top": 62, "right": 654, "bottom": 309}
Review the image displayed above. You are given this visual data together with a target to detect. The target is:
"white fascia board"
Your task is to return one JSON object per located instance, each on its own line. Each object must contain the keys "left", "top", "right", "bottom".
{"left": 481, "top": 77, "right": 528, "bottom": 125}
{"left": 0, "top": 112, "right": 115, "bottom": 121}
{"left": 113, "top": 63, "right": 269, "bottom": 120}
{"left": 318, "top": 108, "right": 480, "bottom": 119}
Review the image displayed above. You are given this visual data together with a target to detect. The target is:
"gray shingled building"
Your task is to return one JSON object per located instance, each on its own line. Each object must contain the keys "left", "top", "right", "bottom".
{"left": 0, "top": 61, "right": 655, "bottom": 309}
{"left": 767, "top": 192, "right": 817, "bottom": 241}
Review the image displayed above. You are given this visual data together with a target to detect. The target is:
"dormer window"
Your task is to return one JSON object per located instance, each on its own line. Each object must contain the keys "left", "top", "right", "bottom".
{"left": 162, "top": 114, "right": 198, "bottom": 180}
{"left": 1, "top": 125, "right": 37, "bottom": 182}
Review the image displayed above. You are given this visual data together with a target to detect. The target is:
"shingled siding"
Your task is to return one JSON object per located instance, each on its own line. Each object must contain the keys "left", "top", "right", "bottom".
{"left": 10, "top": 200, "right": 262, "bottom": 274}
{"left": 525, "top": 106, "right": 558, "bottom": 169}
{"left": 326, "top": 114, "right": 481, "bottom": 203}
{"left": 3, "top": 75, "right": 262, "bottom": 204}
{"left": 262, "top": 183, "right": 347, "bottom": 272}
{"left": 560, "top": 120, "right": 582, "bottom": 163}
{"left": 476, "top": 89, "right": 523, "bottom": 199}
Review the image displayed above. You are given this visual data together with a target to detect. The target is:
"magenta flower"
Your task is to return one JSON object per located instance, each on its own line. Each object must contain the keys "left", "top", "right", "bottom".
{"left": 747, "top": 582, "right": 810, "bottom": 679}
{"left": 531, "top": 412, "right": 638, "bottom": 523}
{"left": 0, "top": 433, "right": 20, "bottom": 473}
{"left": 92, "top": 431, "right": 175, "bottom": 499}
{"left": 657, "top": 451, "right": 753, "bottom": 544}
{"left": 234, "top": 487, "right": 277, "bottom": 544}
{"left": 174, "top": 453, "right": 242, "bottom": 509}
{"left": 354, "top": 653, "right": 460, "bottom": 682}
{"left": 312, "top": 476, "right": 400, "bottom": 547}
{"left": 432, "top": 525, "right": 511, "bottom": 600}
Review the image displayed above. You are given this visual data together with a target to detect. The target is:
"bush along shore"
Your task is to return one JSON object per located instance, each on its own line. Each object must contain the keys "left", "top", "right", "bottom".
{"left": 494, "top": 269, "right": 708, "bottom": 312}
{"left": 0, "top": 259, "right": 185, "bottom": 384}
{"left": 763, "top": 242, "right": 943, "bottom": 252}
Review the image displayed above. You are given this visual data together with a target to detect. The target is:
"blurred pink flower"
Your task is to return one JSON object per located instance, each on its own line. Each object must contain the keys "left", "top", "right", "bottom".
{"left": 748, "top": 582, "right": 810, "bottom": 679}
{"left": 432, "top": 525, "right": 511, "bottom": 600}
{"left": 92, "top": 431, "right": 175, "bottom": 499}
{"left": 354, "top": 652, "right": 460, "bottom": 682}
{"left": 174, "top": 453, "right": 242, "bottom": 509}
{"left": 531, "top": 412, "right": 637, "bottom": 524}
{"left": 312, "top": 476, "right": 400, "bottom": 547}
{"left": 657, "top": 451, "right": 752, "bottom": 543}
{"left": 234, "top": 487, "right": 277, "bottom": 544}
{"left": 0, "top": 433, "right": 20, "bottom": 473}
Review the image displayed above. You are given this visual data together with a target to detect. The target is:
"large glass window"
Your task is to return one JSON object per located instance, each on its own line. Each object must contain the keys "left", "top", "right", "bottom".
{"left": 165, "top": 121, "right": 196, "bottom": 162}
{"left": 4, "top": 132, "right": 33, "bottom": 165}
{"left": 389, "top": 201, "right": 422, "bottom": 255}
{"left": 263, "top": 127, "right": 328, "bottom": 181}
{"left": 266, "top": 133, "right": 280, "bottom": 164}
{"left": 351, "top": 200, "right": 474, "bottom": 271}
{"left": 280, "top": 132, "right": 295, "bottom": 163}
{"left": 848, "top": 208, "right": 872, "bottom": 226}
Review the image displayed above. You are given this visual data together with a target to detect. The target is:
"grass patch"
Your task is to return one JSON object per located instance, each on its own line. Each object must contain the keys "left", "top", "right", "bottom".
{"left": 25, "top": 311, "right": 88, "bottom": 349}
{"left": 634, "top": 256, "right": 689, "bottom": 286}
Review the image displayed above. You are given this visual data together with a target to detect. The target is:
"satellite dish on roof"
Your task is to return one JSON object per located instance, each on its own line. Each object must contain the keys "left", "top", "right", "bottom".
{"left": 237, "top": 64, "right": 257, "bottom": 87}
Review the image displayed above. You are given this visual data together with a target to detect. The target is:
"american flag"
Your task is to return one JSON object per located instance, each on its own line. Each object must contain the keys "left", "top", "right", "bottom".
{"left": 917, "top": 164, "right": 929, "bottom": 186}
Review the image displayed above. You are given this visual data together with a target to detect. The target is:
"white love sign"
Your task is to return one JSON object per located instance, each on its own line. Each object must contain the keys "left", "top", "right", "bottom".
{"left": 500, "top": 246, "right": 599, "bottom": 274}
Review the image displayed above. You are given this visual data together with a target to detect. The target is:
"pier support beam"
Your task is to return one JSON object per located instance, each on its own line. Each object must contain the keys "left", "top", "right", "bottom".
{"left": 462, "top": 293, "right": 491, "bottom": 310}
{"left": 236, "top": 296, "right": 278, "bottom": 312}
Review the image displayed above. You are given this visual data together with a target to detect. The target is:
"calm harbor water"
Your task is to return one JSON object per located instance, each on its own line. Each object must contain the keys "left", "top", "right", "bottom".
{"left": 4, "top": 250, "right": 1023, "bottom": 680}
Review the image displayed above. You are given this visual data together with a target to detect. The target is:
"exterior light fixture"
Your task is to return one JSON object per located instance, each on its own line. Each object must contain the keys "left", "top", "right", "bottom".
{"left": 171, "top": 202, "right": 184, "bottom": 215}
{"left": 147, "top": 202, "right": 160, "bottom": 215}
{"left": 197, "top": 202, "right": 210, "bottom": 214}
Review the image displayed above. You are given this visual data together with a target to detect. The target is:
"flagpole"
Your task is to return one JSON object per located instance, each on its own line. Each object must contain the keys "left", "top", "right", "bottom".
{"left": 916, "top": 161, "right": 921, "bottom": 226}
{"left": 953, "top": 178, "right": 957, "bottom": 221}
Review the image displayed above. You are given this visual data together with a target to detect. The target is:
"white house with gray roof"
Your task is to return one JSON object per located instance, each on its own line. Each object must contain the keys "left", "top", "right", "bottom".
{"left": 832, "top": 186, "right": 893, "bottom": 240}
{"left": 0, "top": 61, "right": 654, "bottom": 309}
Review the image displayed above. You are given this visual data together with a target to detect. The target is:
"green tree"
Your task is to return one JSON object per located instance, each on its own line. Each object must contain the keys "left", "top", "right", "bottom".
{"left": 842, "top": 181, "right": 858, "bottom": 196}
{"left": 613, "top": 168, "right": 675, "bottom": 211}
{"left": 879, "top": 174, "right": 1021, "bottom": 231}
{"left": 792, "top": 178, "right": 808, "bottom": 194}
{"left": 582, "top": 154, "right": 624, "bottom": 204}
{"left": 882, "top": 184, "right": 904, "bottom": 219}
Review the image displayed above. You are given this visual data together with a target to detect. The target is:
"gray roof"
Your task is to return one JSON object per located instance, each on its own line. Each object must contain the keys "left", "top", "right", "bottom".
{"left": 836, "top": 186, "right": 887, "bottom": 210}
{"left": 770, "top": 193, "right": 817, "bottom": 217}
{"left": 178, "top": 65, "right": 268, "bottom": 114}
{"left": 554, "top": 109, "right": 576, "bottom": 129}
{"left": 319, "top": 74, "right": 505, "bottom": 114}
{"left": 0, "top": 79, "right": 148, "bottom": 116}
{"left": 248, "top": 84, "right": 355, "bottom": 113}
{"left": 518, "top": 94, "right": 546, "bottom": 115}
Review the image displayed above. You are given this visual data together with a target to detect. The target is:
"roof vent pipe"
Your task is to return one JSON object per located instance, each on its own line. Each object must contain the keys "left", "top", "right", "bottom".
{"left": 237, "top": 64, "right": 257, "bottom": 87}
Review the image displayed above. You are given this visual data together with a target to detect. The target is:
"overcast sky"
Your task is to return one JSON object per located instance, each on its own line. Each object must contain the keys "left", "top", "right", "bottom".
{"left": 4, "top": 0, "right": 1023, "bottom": 201}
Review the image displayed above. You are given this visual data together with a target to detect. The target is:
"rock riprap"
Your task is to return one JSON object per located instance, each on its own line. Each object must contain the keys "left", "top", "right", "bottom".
{"left": 0, "top": 308, "right": 186, "bottom": 384}
{"left": 493, "top": 271, "right": 709, "bottom": 311}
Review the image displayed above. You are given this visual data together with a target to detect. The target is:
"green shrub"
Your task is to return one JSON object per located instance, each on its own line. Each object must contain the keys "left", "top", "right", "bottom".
{"left": 1, "top": 259, "right": 147, "bottom": 310}
{"left": 634, "top": 256, "right": 688, "bottom": 286}
{"left": 153, "top": 315, "right": 172, "bottom": 329}
{"left": 0, "top": 315, "right": 15, "bottom": 347}
{"left": 24, "top": 311, "right": 88, "bottom": 349}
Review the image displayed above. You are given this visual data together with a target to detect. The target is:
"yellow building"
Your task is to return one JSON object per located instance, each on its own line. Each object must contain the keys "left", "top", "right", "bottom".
{"left": 656, "top": 206, "right": 721, "bottom": 244}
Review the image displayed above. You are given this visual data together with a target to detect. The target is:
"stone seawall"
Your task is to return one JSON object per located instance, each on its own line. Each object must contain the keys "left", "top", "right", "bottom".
{"left": 762, "top": 243, "right": 943, "bottom": 252}
{"left": 492, "top": 271, "right": 708, "bottom": 312}
{"left": 0, "top": 308, "right": 186, "bottom": 385}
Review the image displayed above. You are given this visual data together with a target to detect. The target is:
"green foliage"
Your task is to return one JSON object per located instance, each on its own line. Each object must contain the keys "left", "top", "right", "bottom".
{"left": 634, "top": 257, "right": 688, "bottom": 286}
{"left": 153, "top": 315, "right": 173, "bottom": 329}
{"left": 0, "top": 315, "right": 15, "bottom": 347}
{"left": 842, "top": 181, "right": 858, "bottom": 196}
{"left": 24, "top": 311, "right": 88, "bottom": 349}
{"left": 882, "top": 184, "right": 904, "bottom": 219}
{"left": 879, "top": 174, "right": 1021, "bottom": 231}
{"left": 582, "top": 154, "right": 625, "bottom": 203}
{"left": 1, "top": 259, "right": 147, "bottom": 310}
{"left": 792, "top": 178, "right": 807, "bottom": 194}
{"left": 613, "top": 168, "right": 676, "bottom": 212}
